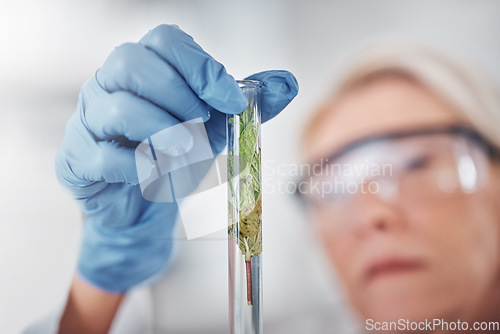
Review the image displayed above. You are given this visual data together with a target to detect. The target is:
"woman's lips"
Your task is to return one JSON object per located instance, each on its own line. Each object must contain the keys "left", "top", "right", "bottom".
{"left": 364, "top": 257, "right": 426, "bottom": 284}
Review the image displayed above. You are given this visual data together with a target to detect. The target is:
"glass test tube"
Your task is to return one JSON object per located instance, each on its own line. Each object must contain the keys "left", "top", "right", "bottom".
{"left": 227, "top": 80, "right": 263, "bottom": 334}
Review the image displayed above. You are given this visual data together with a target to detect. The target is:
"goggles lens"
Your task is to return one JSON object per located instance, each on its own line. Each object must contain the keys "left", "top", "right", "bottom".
{"left": 299, "top": 127, "right": 493, "bottom": 213}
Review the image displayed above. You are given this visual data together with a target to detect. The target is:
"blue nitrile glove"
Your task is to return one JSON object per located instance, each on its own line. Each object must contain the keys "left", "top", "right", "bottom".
{"left": 55, "top": 24, "right": 298, "bottom": 293}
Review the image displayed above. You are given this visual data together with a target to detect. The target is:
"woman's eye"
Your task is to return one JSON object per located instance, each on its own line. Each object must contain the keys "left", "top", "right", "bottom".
{"left": 405, "top": 155, "right": 432, "bottom": 171}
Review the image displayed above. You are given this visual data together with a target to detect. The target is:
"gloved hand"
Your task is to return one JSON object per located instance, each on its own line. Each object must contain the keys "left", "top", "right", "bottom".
{"left": 55, "top": 24, "right": 298, "bottom": 293}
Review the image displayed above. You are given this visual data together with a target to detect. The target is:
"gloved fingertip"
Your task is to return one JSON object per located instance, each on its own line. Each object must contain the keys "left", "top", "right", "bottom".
{"left": 234, "top": 90, "right": 250, "bottom": 115}
{"left": 216, "top": 81, "right": 249, "bottom": 115}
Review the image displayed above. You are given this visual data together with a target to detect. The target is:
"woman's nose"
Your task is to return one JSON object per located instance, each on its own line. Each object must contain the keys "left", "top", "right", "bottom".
{"left": 349, "top": 183, "right": 406, "bottom": 239}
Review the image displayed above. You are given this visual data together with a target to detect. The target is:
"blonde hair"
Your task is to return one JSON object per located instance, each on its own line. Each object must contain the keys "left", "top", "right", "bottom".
{"left": 303, "top": 42, "right": 500, "bottom": 150}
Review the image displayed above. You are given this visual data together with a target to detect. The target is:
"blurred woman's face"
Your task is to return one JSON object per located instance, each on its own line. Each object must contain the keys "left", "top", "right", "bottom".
{"left": 306, "top": 76, "right": 500, "bottom": 324}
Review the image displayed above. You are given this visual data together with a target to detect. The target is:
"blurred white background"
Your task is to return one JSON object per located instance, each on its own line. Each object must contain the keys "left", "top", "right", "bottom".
{"left": 1, "top": 0, "right": 500, "bottom": 333}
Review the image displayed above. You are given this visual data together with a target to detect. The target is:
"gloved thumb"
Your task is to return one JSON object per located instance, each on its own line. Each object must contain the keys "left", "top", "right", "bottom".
{"left": 245, "top": 70, "right": 299, "bottom": 123}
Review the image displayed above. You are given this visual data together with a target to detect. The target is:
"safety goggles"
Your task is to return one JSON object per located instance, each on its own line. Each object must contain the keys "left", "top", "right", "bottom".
{"left": 296, "top": 124, "right": 500, "bottom": 215}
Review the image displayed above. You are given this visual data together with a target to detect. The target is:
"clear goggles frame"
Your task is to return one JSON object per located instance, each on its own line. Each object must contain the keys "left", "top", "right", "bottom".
{"left": 296, "top": 124, "right": 500, "bottom": 210}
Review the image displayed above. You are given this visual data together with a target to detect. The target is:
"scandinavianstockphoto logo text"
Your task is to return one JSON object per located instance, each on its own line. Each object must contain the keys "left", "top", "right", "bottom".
{"left": 263, "top": 158, "right": 393, "bottom": 198}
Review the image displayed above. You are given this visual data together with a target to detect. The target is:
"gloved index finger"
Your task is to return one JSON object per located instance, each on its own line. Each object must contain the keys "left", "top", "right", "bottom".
{"left": 139, "top": 24, "right": 248, "bottom": 115}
